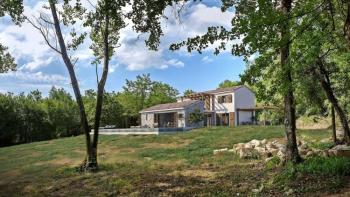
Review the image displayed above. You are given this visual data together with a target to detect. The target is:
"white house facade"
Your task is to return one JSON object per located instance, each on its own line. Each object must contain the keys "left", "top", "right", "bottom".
{"left": 140, "top": 85, "right": 256, "bottom": 129}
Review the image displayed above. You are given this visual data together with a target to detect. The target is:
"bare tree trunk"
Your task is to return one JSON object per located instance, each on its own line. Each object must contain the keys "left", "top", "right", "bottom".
{"left": 281, "top": 0, "right": 301, "bottom": 164}
{"left": 331, "top": 106, "right": 337, "bottom": 144}
{"left": 316, "top": 60, "right": 350, "bottom": 144}
{"left": 48, "top": 1, "right": 96, "bottom": 170}
{"left": 92, "top": 14, "right": 110, "bottom": 167}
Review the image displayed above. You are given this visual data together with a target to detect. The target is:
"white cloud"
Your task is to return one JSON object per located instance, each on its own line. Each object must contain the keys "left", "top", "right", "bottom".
{"left": 202, "top": 56, "right": 213, "bottom": 63}
{"left": 113, "top": 2, "right": 234, "bottom": 70}
{"left": 0, "top": 71, "right": 69, "bottom": 84}
{"left": 0, "top": 2, "right": 58, "bottom": 72}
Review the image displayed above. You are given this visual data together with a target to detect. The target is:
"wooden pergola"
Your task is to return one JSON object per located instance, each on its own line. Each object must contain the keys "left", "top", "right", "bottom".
{"left": 183, "top": 93, "right": 215, "bottom": 111}
{"left": 236, "top": 106, "right": 279, "bottom": 126}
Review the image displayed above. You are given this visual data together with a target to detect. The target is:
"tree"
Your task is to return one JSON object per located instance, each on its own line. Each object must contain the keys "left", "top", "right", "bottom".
{"left": 170, "top": 0, "right": 303, "bottom": 163}
{"left": 147, "top": 82, "right": 179, "bottom": 107}
{"left": 45, "top": 87, "right": 80, "bottom": 137}
{"left": 123, "top": 74, "right": 153, "bottom": 112}
{"left": 0, "top": 0, "right": 24, "bottom": 72}
{"left": 30, "top": 0, "right": 183, "bottom": 171}
{"left": 218, "top": 80, "right": 242, "bottom": 88}
{"left": 121, "top": 74, "right": 179, "bottom": 125}
{"left": 183, "top": 89, "right": 195, "bottom": 97}
{"left": 189, "top": 109, "right": 204, "bottom": 124}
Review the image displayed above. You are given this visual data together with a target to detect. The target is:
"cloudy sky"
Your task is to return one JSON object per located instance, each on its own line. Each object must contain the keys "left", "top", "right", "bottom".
{"left": 0, "top": 0, "right": 246, "bottom": 96}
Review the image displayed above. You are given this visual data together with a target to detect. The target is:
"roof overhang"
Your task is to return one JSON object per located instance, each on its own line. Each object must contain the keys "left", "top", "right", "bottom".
{"left": 140, "top": 107, "right": 185, "bottom": 114}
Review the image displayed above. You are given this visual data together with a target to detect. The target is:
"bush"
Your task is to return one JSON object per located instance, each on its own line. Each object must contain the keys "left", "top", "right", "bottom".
{"left": 297, "top": 156, "right": 350, "bottom": 176}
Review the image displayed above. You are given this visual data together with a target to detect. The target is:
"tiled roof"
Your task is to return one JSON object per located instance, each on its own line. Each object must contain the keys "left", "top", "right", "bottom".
{"left": 140, "top": 100, "right": 200, "bottom": 113}
{"left": 201, "top": 86, "right": 243, "bottom": 94}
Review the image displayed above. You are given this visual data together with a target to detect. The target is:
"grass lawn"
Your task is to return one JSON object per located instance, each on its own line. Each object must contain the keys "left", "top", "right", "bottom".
{"left": 0, "top": 126, "right": 348, "bottom": 196}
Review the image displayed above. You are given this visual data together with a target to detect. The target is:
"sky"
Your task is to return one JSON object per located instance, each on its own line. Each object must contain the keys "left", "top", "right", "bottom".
{"left": 0, "top": 0, "right": 247, "bottom": 96}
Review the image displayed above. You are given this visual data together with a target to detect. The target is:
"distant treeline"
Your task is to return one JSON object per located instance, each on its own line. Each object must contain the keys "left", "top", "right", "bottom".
{"left": 0, "top": 74, "right": 178, "bottom": 147}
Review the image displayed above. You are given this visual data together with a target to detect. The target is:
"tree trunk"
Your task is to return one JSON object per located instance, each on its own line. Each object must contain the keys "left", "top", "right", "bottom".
{"left": 280, "top": 0, "right": 301, "bottom": 164}
{"left": 92, "top": 14, "right": 110, "bottom": 165}
{"left": 49, "top": 1, "right": 96, "bottom": 170}
{"left": 331, "top": 106, "right": 337, "bottom": 144}
{"left": 345, "top": 1, "right": 350, "bottom": 45}
{"left": 316, "top": 60, "right": 350, "bottom": 144}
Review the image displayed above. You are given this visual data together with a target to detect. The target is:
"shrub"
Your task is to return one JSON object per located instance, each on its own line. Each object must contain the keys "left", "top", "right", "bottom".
{"left": 297, "top": 156, "right": 350, "bottom": 176}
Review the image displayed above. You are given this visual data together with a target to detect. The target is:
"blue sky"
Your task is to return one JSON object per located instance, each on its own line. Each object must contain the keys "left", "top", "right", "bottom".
{"left": 0, "top": 0, "right": 246, "bottom": 96}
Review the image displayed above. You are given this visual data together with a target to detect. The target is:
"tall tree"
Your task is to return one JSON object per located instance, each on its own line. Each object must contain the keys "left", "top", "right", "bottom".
{"left": 30, "top": 0, "right": 183, "bottom": 171}
{"left": 171, "top": 0, "right": 302, "bottom": 163}
{"left": 0, "top": 0, "right": 24, "bottom": 72}
{"left": 280, "top": 0, "right": 301, "bottom": 163}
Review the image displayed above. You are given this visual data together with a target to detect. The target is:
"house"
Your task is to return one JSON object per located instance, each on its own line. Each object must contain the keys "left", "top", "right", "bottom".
{"left": 140, "top": 85, "right": 256, "bottom": 129}
{"left": 140, "top": 100, "right": 205, "bottom": 129}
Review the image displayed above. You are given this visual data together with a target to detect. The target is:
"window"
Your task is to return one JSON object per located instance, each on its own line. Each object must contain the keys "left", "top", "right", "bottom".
{"left": 178, "top": 113, "right": 184, "bottom": 119}
{"left": 146, "top": 114, "right": 148, "bottom": 120}
{"left": 218, "top": 94, "right": 232, "bottom": 103}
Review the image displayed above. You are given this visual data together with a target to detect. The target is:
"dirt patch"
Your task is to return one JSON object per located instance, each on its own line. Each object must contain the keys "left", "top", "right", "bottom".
{"left": 34, "top": 157, "right": 80, "bottom": 167}
{"left": 0, "top": 170, "right": 22, "bottom": 185}
{"left": 168, "top": 169, "right": 217, "bottom": 180}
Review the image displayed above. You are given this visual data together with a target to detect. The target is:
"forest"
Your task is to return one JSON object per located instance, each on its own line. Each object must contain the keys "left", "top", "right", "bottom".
{"left": 0, "top": 74, "right": 178, "bottom": 147}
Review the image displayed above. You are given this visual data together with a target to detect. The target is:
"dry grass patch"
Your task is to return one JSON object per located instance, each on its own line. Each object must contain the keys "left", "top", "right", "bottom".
{"left": 168, "top": 169, "right": 217, "bottom": 180}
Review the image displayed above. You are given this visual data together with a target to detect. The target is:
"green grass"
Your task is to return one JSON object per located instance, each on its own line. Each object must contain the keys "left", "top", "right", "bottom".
{"left": 0, "top": 126, "right": 348, "bottom": 196}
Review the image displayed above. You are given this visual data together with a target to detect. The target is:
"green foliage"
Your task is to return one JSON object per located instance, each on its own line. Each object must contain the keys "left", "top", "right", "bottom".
{"left": 266, "top": 156, "right": 281, "bottom": 170}
{"left": 0, "top": 43, "right": 16, "bottom": 73}
{"left": 218, "top": 80, "right": 242, "bottom": 88}
{"left": 0, "top": 0, "right": 24, "bottom": 24}
{"left": 297, "top": 157, "right": 350, "bottom": 176}
{"left": 0, "top": 0, "right": 24, "bottom": 73}
{"left": 276, "top": 157, "right": 350, "bottom": 183}
{"left": 189, "top": 109, "right": 204, "bottom": 124}
{"left": 183, "top": 89, "right": 195, "bottom": 97}
{"left": 121, "top": 73, "right": 179, "bottom": 124}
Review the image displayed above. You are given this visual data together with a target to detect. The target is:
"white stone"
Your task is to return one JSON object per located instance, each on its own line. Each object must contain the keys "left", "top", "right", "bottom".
{"left": 213, "top": 148, "right": 228, "bottom": 155}
{"left": 250, "top": 139, "right": 262, "bottom": 148}
{"left": 277, "top": 150, "right": 285, "bottom": 160}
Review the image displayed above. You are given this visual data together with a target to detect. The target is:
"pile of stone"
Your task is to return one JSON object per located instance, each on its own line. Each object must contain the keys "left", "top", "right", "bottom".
{"left": 213, "top": 138, "right": 350, "bottom": 161}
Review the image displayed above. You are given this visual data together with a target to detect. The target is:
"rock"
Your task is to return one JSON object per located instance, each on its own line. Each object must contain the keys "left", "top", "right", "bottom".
{"left": 213, "top": 148, "right": 228, "bottom": 155}
{"left": 254, "top": 147, "right": 266, "bottom": 154}
{"left": 250, "top": 139, "right": 261, "bottom": 148}
{"left": 306, "top": 151, "right": 315, "bottom": 158}
{"left": 277, "top": 150, "right": 285, "bottom": 160}
{"left": 328, "top": 149, "right": 337, "bottom": 157}
{"left": 244, "top": 143, "right": 253, "bottom": 149}
{"left": 234, "top": 143, "right": 245, "bottom": 149}
{"left": 266, "top": 143, "right": 278, "bottom": 150}
{"left": 239, "top": 147, "right": 259, "bottom": 159}
{"left": 300, "top": 143, "right": 308, "bottom": 150}
{"left": 261, "top": 139, "right": 267, "bottom": 145}
{"left": 228, "top": 149, "right": 235, "bottom": 153}
{"left": 267, "top": 148, "right": 279, "bottom": 156}
{"left": 331, "top": 145, "right": 350, "bottom": 157}
{"left": 322, "top": 150, "right": 329, "bottom": 157}
{"left": 320, "top": 138, "right": 329, "bottom": 143}
{"left": 299, "top": 149, "right": 308, "bottom": 156}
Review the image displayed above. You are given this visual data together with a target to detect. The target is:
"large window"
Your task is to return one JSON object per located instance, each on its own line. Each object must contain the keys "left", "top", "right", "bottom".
{"left": 218, "top": 94, "right": 232, "bottom": 104}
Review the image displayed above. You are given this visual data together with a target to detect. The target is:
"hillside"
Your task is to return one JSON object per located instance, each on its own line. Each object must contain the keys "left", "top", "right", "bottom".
{"left": 0, "top": 126, "right": 349, "bottom": 196}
